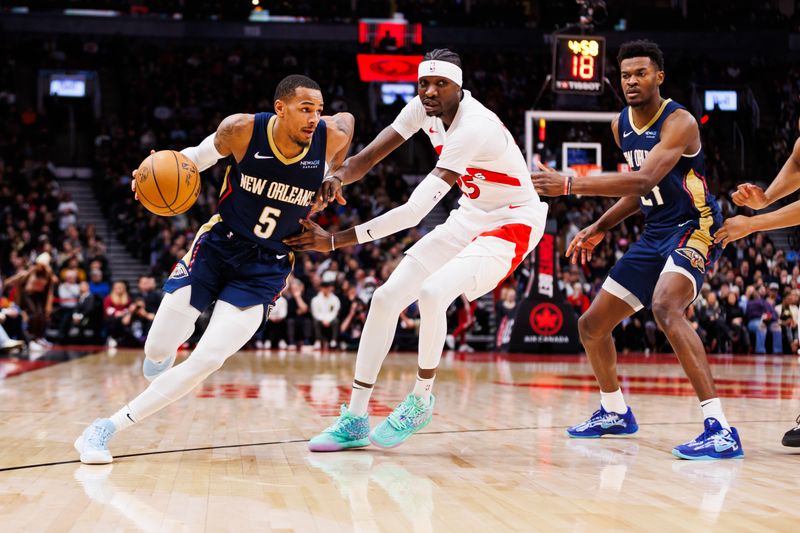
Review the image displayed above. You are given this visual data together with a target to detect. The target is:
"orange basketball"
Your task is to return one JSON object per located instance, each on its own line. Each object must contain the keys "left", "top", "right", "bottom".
{"left": 135, "top": 150, "right": 200, "bottom": 216}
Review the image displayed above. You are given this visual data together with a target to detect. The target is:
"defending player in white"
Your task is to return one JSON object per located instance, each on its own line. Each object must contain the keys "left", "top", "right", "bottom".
{"left": 284, "top": 49, "right": 548, "bottom": 450}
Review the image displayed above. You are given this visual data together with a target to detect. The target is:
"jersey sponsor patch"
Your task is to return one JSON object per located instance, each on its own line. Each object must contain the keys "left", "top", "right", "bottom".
{"left": 169, "top": 262, "right": 189, "bottom": 280}
{"left": 675, "top": 247, "right": 706, "bottom": 273}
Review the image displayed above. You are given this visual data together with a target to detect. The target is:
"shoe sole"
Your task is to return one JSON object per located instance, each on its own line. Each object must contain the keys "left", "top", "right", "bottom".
{"left": 782, "top": 437, "right": 800, "bottom": 447}
{"left": 74, "top": 436, "right": 113, "bottom": 464}
{"left": 308, "top": 438, "right": 370, "bottom": 452}
{"left": 671, "top": 449, "right": 745, "bottom": 460}
{"left": 369, "top": 416, "right": 432, "bottom": 449}
{"left": 566, "top": 426, "right": 639, "bottom": 439}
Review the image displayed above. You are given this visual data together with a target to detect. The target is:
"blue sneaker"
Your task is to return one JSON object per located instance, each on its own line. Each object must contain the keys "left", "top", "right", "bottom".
{"left": 142, "top": 353, "right": 176, "bottom": 382}
{"left": 672, "top": 418, "right": 744, "bottom": 460}
{"left": 369, "top": 394, "right": 434, "bottom": 449}
{"left": 567, "top": 405, "right": 639, "bottom": 438}
{"left": 308, "top": 405, "right": 370, "bottom": 452}
{"left": 74, "top": 418, "right": 116, "bottom": 464}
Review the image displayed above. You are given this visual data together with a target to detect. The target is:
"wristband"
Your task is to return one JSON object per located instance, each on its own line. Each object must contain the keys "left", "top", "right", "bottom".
{"left": 331, "top": 234, "right": 335, "bottom": 252}
{"left": 564, "top": 175, "right": 573, "bottom": 195}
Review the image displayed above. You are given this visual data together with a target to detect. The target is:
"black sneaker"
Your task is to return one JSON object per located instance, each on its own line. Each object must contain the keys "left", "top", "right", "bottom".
{"left": 782, "top": 415, "right": 800, "bottom": 447}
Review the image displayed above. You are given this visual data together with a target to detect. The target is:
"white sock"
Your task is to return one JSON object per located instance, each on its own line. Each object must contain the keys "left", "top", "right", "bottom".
{"left": 600, "top": 389, "right": 627, "bottom": 414}
{"left": 109, "top": 404, "right": 136, "bottom": 432}
{"left": 413, "top": 374, "right": 435, "bottom": 402}
{"left": 349, "top": 383, "right": 373, "bottom": 417}
{"left": 700, "top": 398, "right": 730, "bottom": 429}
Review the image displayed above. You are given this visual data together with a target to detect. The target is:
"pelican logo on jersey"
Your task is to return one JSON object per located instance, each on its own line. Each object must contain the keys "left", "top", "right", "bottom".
{"left": 240, "top": 173, "right": 316, "bottom": 207}
{"left": 169, "top": 262, "right": 189, "bottom": 280}
{"left": 675, "top": 247, "right": 706, "bottom": 273}
{"left": 623, "top": 149, "right": 650, "bottom": 169}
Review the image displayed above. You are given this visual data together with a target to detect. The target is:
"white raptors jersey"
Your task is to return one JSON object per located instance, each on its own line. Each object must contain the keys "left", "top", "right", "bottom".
{"left": 391, "top": 91, "right": 547, "bottom": 234}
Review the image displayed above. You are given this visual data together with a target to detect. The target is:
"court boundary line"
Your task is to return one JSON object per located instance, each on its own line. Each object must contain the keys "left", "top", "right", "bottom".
{"left": 1, "top": 419, "right": 791, "bottom": 472}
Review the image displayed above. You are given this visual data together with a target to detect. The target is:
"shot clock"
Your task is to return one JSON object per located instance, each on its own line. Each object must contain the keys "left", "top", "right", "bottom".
{"left": 552, "top": 35, "right": 606, "bottom": 95}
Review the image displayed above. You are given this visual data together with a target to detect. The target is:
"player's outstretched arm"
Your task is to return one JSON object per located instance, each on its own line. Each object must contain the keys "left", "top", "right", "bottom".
{"left": 312, "top": 113, "right": 355, "bottom": 212}
{"left": 566, "top": 196, "right": 640, "bottom": 265}
{"left": 715, "top": 198, "right": 800, "bottom": 247}
{"left": 531, "top": 110, "right": 697, "bottom": 198}
{"left": 131, "top": 114, "right": 252, "bottom": 200}
{"left": 285, "top": 167, "right": 458, "bottom": 252}
{"left": 732, "top": 137, "right": 800, "bottom": 209}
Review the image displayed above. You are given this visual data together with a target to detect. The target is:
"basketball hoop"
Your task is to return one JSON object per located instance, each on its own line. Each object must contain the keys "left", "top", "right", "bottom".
{"left": 569, "top": 164, "right": 601, "bottom": 178}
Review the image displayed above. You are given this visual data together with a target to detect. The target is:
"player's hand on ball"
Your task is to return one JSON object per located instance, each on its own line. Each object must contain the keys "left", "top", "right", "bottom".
{"left": 310, "top": 175, "right": 346, "bottom": 214}
{"left": 531, "top": 161, "right": 567, "bottom": 196}
{"left": 131, "top": 149, "right": 156, "bottom": 201}
{"left": 714, "top": 215, "right": 754, "bottom": 248}
{"left": 731, "top": 183, "right": 768, "bottom": 209}
{"left": 566, "top": 224, "right": 606, "bottom": 265}
{"left": 283, "top": 219, "right": 332, "bottom": 252}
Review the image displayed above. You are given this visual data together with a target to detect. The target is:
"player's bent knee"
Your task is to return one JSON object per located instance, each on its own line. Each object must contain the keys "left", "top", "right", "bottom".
{"left": 144, "top": 334, "right": 175, "bottom": 363}
{"left": 651, "top": 298, "right": 680, "bottom": 330}
{"left": 418, "top": 280, "right": 445, "bottom": 311}
{"left": 578, "top": 312, "right": 607, "bottom": 342}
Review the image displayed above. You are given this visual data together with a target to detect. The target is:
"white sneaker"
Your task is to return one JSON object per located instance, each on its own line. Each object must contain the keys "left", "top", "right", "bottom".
{"left": 457, "top": 343, "right": 474, "bottom": 353}
{"left": 264, "top": 340, "right": 272, "bottom": 349}
{"left": 445, "top": 335, "right": 455, "bottom": 350}
{"left": 254, "top": 340, "right": 265, "bottom": 349}
{"left": 0, "top": 339, "right": 25, "bottom": 352}
{"left": 74, "top": 418, "right": 116, "bottom": 464}
{"left": 278, "top": 340, "right": 287, "bottom": 349}
{"left": 106, "top": 337, "right": 118, "bottom": 349}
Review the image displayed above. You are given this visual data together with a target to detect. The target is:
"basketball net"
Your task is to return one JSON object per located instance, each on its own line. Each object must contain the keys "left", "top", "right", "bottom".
{"left": 569, "top": 164, "right": 601, "bottom": 178}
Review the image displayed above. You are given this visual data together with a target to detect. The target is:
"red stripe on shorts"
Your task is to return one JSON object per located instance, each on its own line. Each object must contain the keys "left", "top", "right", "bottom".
{"left": 479, "top": 223, "right": 532, "bottom": 279}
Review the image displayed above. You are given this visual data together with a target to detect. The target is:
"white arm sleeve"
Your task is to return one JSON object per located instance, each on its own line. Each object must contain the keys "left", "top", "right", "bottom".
{"left": 390, "top": 96, "right": 427, "bottom": 140}
{"left": 181, "top": 133, "right": 224, "bottom": 172}
{"left": 354, "top": 173, "right": 452, "bottom": 243}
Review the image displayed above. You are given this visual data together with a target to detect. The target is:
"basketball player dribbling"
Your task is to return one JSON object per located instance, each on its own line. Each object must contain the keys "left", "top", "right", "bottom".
{"left": 532, "top": 40, "right": 743, "bottom": 460}
{"left": 74, "top": 75, "right": 354, "bottom": 464}
{"left": 714, "top": 123, "right": 800, "bottom": 448}
{"left": 285, "top": 49, "right": 549, "bottom": 451}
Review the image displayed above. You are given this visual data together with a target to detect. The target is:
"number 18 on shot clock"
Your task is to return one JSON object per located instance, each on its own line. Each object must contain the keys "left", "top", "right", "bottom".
{"left": 552, "top": 35, "right": 606, "bottom": 95}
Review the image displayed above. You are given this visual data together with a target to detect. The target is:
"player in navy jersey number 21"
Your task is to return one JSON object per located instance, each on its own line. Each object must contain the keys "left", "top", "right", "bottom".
{"left": 74, "top": 75, "right": 354, "bottom": 464}
{"left": 532, "top": 40, "right": 743, "bottom": 460}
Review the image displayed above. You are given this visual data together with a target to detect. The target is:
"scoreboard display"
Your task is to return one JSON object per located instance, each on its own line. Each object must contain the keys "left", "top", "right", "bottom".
{"left": 552, "top": 35, "right": 606, "bottom": 95}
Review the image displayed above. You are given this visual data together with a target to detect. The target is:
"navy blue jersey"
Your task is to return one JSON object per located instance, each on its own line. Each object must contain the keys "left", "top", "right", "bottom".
{"left": 217, "top": 112, "right": 327, "bottom": 253}
{"left": 619, "top": 99, "right": 721, "bottom": 253}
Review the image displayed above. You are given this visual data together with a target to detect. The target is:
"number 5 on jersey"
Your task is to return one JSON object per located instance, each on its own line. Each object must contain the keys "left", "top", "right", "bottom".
{"left": 254, "top": 206, "right": 282, "bottom": 238}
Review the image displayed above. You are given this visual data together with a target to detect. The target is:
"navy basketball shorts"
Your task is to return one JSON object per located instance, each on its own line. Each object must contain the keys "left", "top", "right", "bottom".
{"left": 163, "top": 216, "right": 293, "bottom": 312}
{"left": 602, "top": 223, "right": 722, "bottom": 311}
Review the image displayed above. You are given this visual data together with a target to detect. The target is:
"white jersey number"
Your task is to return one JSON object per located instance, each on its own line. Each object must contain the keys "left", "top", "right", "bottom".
{"left": 641, "top": 185, "right": 664, "bottom": 206}
{"left": 254, "top": 206, "right": 282, "bottom": 238}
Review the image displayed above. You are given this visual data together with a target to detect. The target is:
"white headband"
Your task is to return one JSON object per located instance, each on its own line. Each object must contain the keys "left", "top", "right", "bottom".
{"left": 418, "top": 60, "right": 463, "bottom": 87}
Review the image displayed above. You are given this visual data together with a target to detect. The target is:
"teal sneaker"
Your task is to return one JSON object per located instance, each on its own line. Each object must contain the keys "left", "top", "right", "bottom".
{"left": 369, "top": 394, "right": 434, "bottom": 449}
{"left": 308, "top": 405, "right": 370, "bottom": 452}
{"left": 74, "top": 418, "right": 116, "bottom": 464}
{"left": 142, "top": 353, "right": 176, "bottom": 382}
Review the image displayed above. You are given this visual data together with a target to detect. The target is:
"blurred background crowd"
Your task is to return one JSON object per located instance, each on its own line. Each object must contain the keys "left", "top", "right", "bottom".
{"left": 2, "top": 0, "right": 800, "bottom": 357}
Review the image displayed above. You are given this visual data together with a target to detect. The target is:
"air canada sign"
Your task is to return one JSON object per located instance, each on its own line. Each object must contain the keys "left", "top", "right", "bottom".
{"left": 508, "top": 224, "right": 581, "bottom": 353}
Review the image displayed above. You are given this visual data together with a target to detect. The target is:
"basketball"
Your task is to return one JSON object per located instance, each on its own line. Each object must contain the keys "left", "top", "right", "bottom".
{"left": 135, "top": 150, "right": 200, "bottom": 216}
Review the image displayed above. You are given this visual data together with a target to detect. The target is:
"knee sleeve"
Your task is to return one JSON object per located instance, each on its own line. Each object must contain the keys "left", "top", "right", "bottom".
{"left": 129, "top": 300, "right": 263, "bottom": 421}
{"left": 144, "top": 286, "right": 199, "bottom": 363}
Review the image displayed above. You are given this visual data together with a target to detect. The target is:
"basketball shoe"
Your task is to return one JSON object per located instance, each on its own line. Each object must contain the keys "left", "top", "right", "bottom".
{"left": 782, "top": 414, "right": 800, "bottom": 447}
{"left": 369, "top": 394, "right": 434, "bottom": 449}
{"left": 74, "top": 418, "right": 116, "bottom": 464}
{"left": 672, "top": 418, "right": 744, "bottom": 460}
{"left": 142, "top": 353, "right": 176, "bottom": 382}
{"left": 566, "top": 405, "right": 639, "bottom": 438}
{"left": 308, "top": 405, "right": 370, "bottom": 452}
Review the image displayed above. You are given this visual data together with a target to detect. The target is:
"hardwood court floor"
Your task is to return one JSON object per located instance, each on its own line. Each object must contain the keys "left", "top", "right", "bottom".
{"left": 1, "top": 348, "right": 799, "bottom": 532}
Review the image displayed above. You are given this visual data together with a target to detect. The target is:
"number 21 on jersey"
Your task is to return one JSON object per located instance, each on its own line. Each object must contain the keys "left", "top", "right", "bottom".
{"left": 641, "top": 185, "right": 664, "bottom": 206}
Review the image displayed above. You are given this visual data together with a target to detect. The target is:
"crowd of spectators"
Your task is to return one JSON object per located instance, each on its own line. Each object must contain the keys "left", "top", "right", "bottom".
{"left": 3, "top": 29, "right": 800, "bottom": 357}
